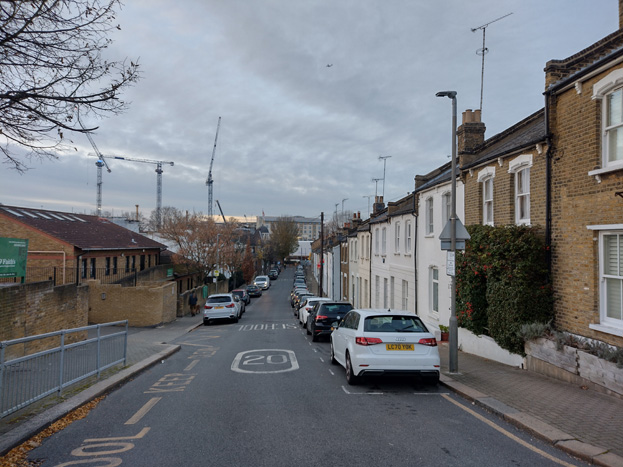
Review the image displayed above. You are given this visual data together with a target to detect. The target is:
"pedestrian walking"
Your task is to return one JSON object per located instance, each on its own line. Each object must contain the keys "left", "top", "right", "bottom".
{"left": 189, "top": 291, "right": 198, "bottom": 316}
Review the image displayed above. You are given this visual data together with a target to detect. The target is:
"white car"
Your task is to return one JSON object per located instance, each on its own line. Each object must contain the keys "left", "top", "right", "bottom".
{"left": 203, "top": 293, "right": 242, "bottom": 325}
{"left": 330, "top": 309, "right": 440, "bottom": 385}
{"left": 254, "top": 275, "right": 270, "bottom": 289}
{"left": 298, "top": 297, "right": 331, "bottom": 327}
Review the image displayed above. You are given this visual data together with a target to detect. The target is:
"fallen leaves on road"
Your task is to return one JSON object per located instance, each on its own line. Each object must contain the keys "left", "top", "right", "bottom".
{"left": 0, "top": 396, "right": 105, "bottom": 467}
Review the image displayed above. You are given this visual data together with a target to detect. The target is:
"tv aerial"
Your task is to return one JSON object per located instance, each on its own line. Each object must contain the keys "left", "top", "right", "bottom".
{"left": 471, "top": 12, "right": 513, "bottom": 112}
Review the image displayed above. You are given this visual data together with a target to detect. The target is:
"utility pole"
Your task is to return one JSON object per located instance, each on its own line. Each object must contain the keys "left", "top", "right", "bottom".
{"left": 341, "top": 198, "right": 348, "bottom": 225}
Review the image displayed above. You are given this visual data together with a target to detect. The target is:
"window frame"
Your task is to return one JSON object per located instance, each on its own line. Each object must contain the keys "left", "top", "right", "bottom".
{"left": 425, "top": 197, "right": 434, "bottom": 235}
{"left": 509, "top": 154, "right": 533, "bottom": 226}
{"left": 599, "top": 230, "right": 623, "bottom": 329}
{"left": 394, "top": 221, "right": 401, "bottom": 253}
{"left": 381, "top": 227, "right": 387, "bottom": 256}
{"left": 442, "top": 191, "right": 451, "bottom": 225}
{"left": 429, "top": 266, "right": 439, "bottom": 314}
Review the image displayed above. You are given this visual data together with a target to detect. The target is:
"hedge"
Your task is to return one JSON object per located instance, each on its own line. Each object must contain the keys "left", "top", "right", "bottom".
{"left": 456, "top": 224, "right": 553, "bottom": 355}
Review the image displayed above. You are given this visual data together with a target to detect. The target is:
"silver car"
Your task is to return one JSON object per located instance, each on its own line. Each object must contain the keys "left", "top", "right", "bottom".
{"left": 203, "top": 293, "right": 242, "bottom": 325}
{"left": 254, "top": 275, "right": 270, "bottom": 289}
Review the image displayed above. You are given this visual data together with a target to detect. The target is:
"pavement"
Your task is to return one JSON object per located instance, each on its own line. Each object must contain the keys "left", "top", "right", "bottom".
{"left": 1, "top": 309, "right": 623, "bottom": 466}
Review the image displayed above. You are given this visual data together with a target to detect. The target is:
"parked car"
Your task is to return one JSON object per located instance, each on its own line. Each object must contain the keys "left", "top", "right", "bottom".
{"left": 298, "top": 297, "right": 331, "bottom": 328}
{"left": 247, "top": 284, "right": 262, "bottom": 297}
{"left": 254, "top": 275, "right": 270, "bottom": 289}
{"left": 290, "top": 287, "right": 309, "bottom": 307}
{"left": 293, "top": 292, "right": 315, "bottom": 314}
{"left": 203, "top": 293, "right": 242, "bottom": 325}
{"left": 292, "top": 278, "right": 306, "bottom": 289}
{"left": 330, "top": 309, "right": 440, "bottom": 385}
{"left": 231, "top": 288, "right": 250, "bottom": 308}
{"left": 268, "top": 269, "right": 278, "bottom": 280}
{"left": 231, "top": 289, "right": 251, "bottom": 305}
{"left": 306, "top": 301, "right": 353, "bottom": 342}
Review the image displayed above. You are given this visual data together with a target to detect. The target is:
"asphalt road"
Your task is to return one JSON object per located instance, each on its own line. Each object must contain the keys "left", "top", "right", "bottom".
{"left": 27, "top": 269, "right": 588, "bottom": 466}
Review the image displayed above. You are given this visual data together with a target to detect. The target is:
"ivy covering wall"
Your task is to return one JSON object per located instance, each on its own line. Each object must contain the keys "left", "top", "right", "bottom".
{"left": 456, "top": 225, "right": 553, "bottom": 355}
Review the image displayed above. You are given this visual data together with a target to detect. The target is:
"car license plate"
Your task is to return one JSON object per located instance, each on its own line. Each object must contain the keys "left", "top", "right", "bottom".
{"left": 386, "top": 344, "right": 414, "bottom": 351}
{"left": 214, "top": 306, "right": 224, "bottom": 309}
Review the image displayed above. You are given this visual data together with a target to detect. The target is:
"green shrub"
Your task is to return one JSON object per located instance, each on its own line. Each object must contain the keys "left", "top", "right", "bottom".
{"left": 456, "top": 224, "right": 553, "bottom": 355}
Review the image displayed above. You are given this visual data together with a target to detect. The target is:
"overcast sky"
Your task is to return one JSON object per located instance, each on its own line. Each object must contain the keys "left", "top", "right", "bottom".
{"left": 0, "top": 0, "right": 616, "bottom": 221}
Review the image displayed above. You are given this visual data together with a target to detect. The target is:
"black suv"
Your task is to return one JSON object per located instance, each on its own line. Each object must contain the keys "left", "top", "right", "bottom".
{"left": 306, "top": 301, "right": 353, "bottom": 342}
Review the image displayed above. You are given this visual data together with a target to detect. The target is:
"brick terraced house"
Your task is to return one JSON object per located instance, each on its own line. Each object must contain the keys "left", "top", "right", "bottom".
{"left": 545, "top": 22, "right": 623, "bottom": 346}
{"left": 0, "top": 205, "right": 167, "bottom": 286}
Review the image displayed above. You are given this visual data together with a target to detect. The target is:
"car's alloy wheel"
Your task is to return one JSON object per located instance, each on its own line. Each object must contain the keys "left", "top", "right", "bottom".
{"left": 345, "top": 354, "right": 360, "bottom": 385}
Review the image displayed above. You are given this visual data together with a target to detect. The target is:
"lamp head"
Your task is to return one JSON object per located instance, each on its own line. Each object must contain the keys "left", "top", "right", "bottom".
{"left": 436, "top": 91, "right": 457, "bottom": 99}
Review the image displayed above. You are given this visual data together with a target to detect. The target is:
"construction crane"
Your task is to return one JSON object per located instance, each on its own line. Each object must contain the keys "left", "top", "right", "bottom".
{"left": 111, "top": 156, "right": 174, "bottom": 229}
{"left": 206, "top": 117, "right": 221, "bottom": 219}
{"left": 78, "top": 118, "right": 111, "bottom": 217}
{"left": 215, "top": 199, "right": 227, "bottom": 224}
{"left": 89, "top": 153, "right": 174, "bottom": 229}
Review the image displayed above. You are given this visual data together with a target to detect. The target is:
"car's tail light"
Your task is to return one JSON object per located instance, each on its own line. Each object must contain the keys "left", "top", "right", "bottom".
{"left": 205, "top": 305, "right": 212, "bottom": 309}
{"left": 356, "top": 337, "right": 383, "bottom": 346}
{"left": 226, "top": 303, "right": 235, "bottom": 308}
{"left": 418, "top": 338, "right": 438, "bottom": 347}
{"left": 315, "top": 314, "right": 328, "bottom": 321}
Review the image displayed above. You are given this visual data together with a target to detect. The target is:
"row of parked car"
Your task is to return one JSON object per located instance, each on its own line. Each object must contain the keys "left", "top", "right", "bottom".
{"left": 290, "top": 266, "right": 441, "bottom": 385}
{"left": 202, "top": 266, "right": 281, "bottom": 325}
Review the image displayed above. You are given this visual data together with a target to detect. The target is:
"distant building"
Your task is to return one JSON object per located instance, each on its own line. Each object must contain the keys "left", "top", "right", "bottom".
{"left": 258, "top": 215, "right": 321, "bottom": 241}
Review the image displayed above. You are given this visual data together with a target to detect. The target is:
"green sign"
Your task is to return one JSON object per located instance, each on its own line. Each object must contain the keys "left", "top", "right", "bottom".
{"left": 0, "top": 237, "right": 29, "bottom": 278}
{"left": 167, "top": 268, "right": 174, "bottom": 278}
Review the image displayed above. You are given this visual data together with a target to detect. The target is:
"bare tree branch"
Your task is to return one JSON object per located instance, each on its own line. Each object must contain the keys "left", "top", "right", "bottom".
{"left": 0, "top": 0, "right": 140, "bottom": 171}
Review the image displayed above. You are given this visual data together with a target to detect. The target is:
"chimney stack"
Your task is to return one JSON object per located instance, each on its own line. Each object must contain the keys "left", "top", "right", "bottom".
{"left": 457, "top": 109, "right": 486, "bottom": 167}
{"left": 372, "top": 196, "right": 385, "bottom": 214}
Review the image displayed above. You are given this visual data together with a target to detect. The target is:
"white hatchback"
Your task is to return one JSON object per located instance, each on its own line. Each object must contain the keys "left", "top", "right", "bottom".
{"left": 330, "top": 309, "right": 440, "bottom": 385}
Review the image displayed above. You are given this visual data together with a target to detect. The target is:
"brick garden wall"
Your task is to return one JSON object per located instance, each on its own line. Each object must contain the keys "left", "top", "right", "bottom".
{"left": 87, "top": 280, "right": 178, "bottom": 327}
{"left": 0, "top": 281, "right": 88, "bottom": 359}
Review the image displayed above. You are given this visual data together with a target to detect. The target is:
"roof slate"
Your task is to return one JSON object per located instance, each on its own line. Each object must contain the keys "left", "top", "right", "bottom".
{"left": 0, "top": 205, "right": 167, "bottom": 251}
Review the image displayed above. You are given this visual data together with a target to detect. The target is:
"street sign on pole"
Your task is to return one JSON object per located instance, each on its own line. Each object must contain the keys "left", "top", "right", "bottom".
{"left": 446, "top": 251, "right": 455, "bottom": 276}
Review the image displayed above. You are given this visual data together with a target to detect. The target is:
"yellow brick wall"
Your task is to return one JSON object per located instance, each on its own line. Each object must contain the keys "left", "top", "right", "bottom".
{"left": 550, "top": 64, "right": 623, "bottom": 347}
{"left": 87, "top": 280, "right": 178, "bottom": 327}
{"left": 463, "top": 147, "right": 547, "bottom": 231}
{"left": 0, "top": 281, "right": 89, "bottom": 359}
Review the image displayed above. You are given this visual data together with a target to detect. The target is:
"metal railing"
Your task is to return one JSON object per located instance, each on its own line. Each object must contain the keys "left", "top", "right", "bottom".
{"left": 0, "top": 321, "right": 128, "bottom": 418}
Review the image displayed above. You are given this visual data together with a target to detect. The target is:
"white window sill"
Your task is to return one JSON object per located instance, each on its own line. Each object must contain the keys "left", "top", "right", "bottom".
{"left": 588, "top": 165, "right": 623, "bottom": 182}
{"left": 424, "top": 234, "right": 435, "bottom": 238}
{"left": 589, "top": 323, "right": 623, "bottom": 337}
{"left": 404, "top": 253, "right": 412, "bottom": 257}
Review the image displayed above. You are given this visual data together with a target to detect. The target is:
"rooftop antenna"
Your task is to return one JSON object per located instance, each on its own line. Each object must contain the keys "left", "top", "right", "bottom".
{"left": 372, "top": 178, "right": 382, "bottom": 199}
{"left": 471, "top": 12, "right": 512, "bottom": 112}
{"left": 378, "top": 155, "right": 392, "bottom": 199}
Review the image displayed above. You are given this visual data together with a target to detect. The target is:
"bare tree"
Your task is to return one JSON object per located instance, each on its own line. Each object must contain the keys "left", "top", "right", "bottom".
{"left": 0, "top": 0, "right": 140, "bottom": 171}
{"left": 267, "top": 216, "right": 300, "bottom": 263}
{"left": 158, "top": 211, "right": 244, "bottom": 280}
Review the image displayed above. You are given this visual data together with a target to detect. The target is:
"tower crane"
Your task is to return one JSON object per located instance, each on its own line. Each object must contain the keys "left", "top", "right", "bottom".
{"left": 78, "top": 118, "right": 111, "bottom": 217}
{"left": 111, "top": 156, "right": 174, "bottom": 229}
{"left": 88, "top": 153, "right": 174, "bottom": 229}
{"left": 206, "top": 117, "right": 221, "bottom": 219}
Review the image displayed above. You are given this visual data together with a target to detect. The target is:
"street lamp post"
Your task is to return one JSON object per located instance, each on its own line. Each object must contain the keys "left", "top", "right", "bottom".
{"left": 436, "top": 90, "right": 458, "bottom": 374}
